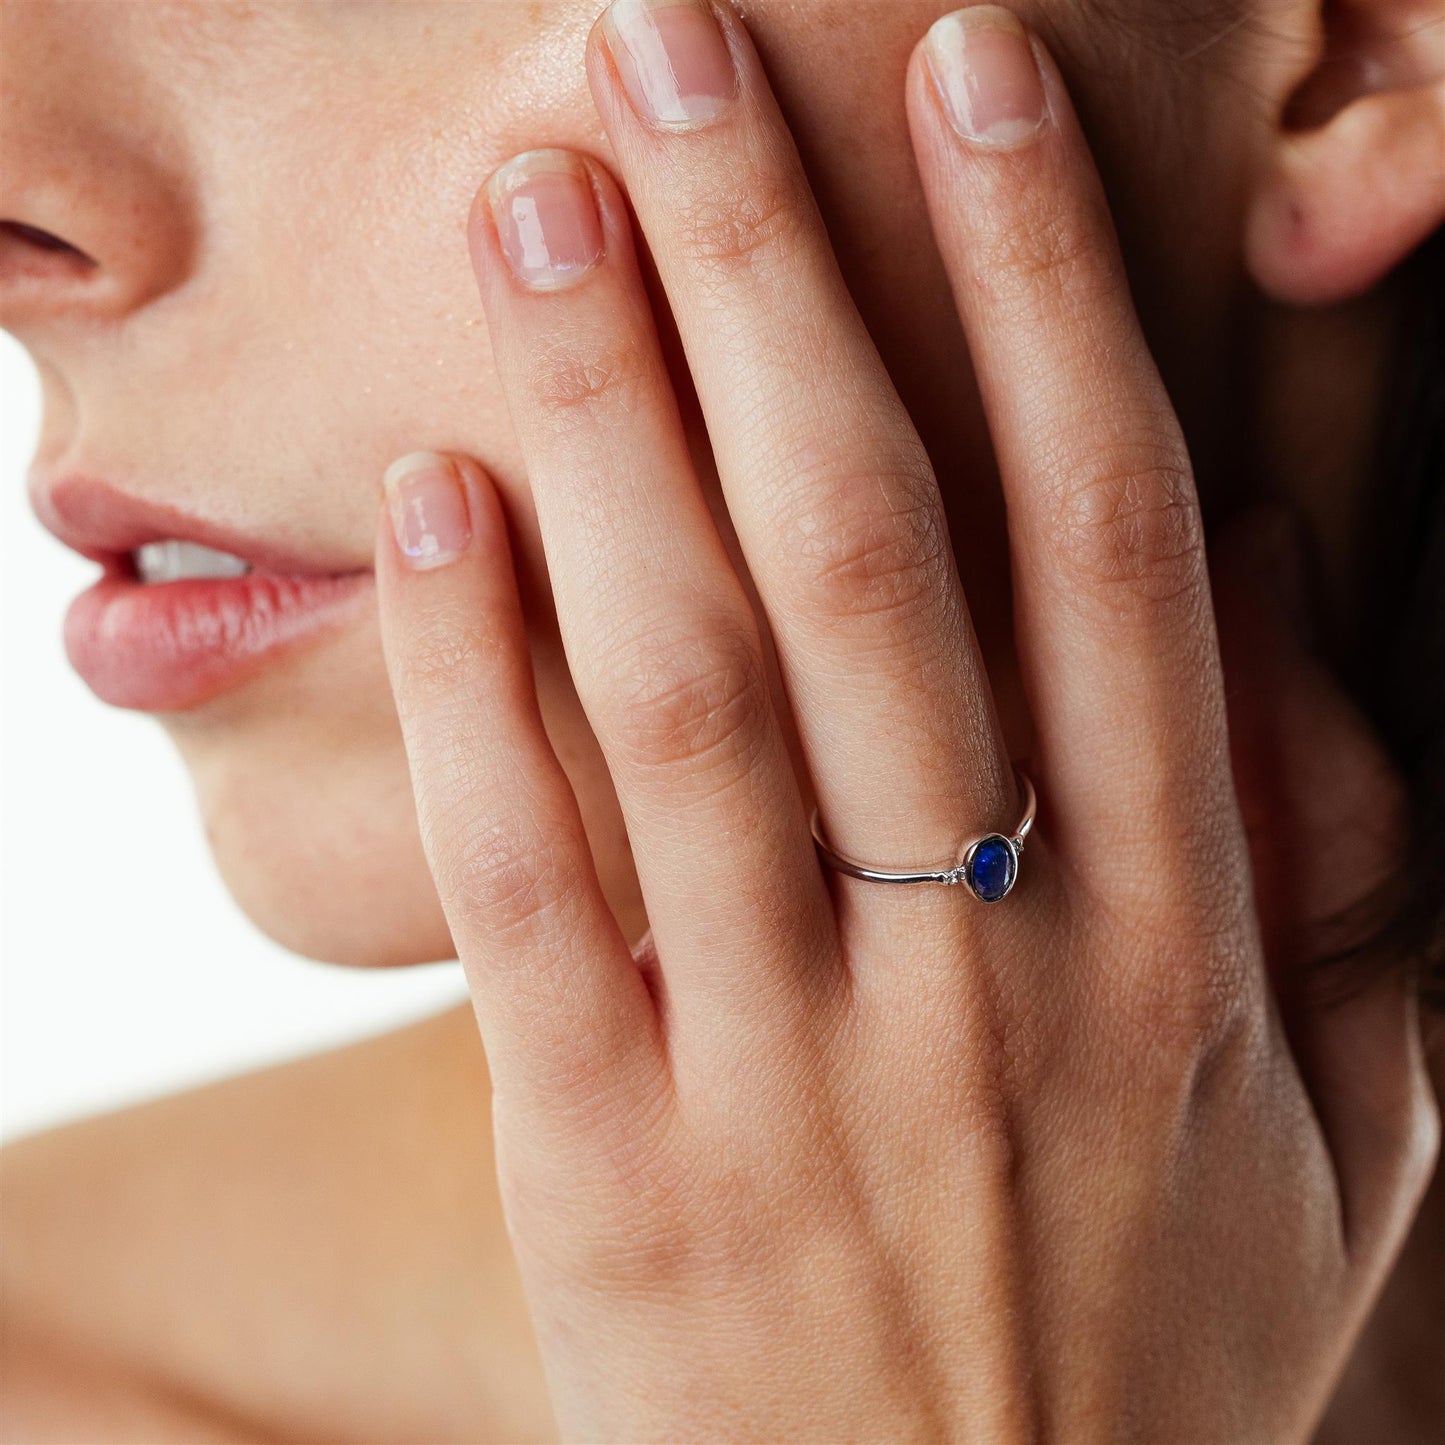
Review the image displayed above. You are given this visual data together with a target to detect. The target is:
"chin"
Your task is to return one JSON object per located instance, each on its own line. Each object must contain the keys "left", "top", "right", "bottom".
{"left": 165, "top": 624, "right": 456, "bottom": 969}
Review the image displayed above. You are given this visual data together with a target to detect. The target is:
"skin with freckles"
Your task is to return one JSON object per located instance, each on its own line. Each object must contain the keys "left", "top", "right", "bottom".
{"left": 1, "top": 0, "right": 1443, "bottom": 1439}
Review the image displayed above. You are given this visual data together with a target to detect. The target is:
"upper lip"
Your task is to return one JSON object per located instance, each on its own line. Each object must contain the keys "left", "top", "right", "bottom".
{"left": 29, "top": 472, "right": 370, "bottom": 577}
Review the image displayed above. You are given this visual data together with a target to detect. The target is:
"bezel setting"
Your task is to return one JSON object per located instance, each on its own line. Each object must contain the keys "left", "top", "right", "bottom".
{"left": 959, "top": 833, "right": 1019, "bottom": 903}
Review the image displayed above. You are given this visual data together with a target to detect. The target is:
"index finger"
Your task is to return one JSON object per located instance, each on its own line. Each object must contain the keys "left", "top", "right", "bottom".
{"left": 907, "top": 6, "right": 1244, "bottom": 923}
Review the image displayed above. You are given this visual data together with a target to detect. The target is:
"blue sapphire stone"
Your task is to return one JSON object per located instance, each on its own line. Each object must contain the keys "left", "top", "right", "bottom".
{"left": 967, "top": 836, "right": 1016, "bottom": 902}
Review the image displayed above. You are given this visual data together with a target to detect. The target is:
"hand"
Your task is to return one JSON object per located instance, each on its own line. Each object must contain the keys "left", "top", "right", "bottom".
{"left": 374, "top": 2, "right": 1437, "bottom": 1438}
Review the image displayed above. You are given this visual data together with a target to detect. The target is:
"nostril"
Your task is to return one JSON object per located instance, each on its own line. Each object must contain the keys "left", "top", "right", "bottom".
{"left": 1, "top": 221, "right": 84, "bottom": 254}
{"left": 0, "top": 220, "right": 99, "bottom": 279}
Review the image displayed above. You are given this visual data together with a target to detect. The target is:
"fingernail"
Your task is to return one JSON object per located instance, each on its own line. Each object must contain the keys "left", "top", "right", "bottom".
{"left": 603, "top": 0, "right": 737, "bottom": 130}
{"left": 925, "top": 7, "right": 1048, "bottom": 149}
{"left": 384, "top": 452, "right": 472, "bottom": 569}
{"left": 487, "top": 149, "right": 604, "bottom": 291}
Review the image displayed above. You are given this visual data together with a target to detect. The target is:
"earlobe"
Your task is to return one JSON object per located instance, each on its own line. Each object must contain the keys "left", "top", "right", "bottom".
{"left": 1245, "top": 2, "right": 1445, "bottom": 306}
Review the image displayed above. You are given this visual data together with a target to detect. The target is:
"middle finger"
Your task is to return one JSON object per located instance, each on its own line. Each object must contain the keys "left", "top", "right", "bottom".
{"left": 587, "top": 0, "right": 1018, "bottom": 891}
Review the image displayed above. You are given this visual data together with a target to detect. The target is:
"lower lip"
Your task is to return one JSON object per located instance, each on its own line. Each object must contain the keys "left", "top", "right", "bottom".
{"left": 65, "top": 569, "right": 372, "bottom": 711}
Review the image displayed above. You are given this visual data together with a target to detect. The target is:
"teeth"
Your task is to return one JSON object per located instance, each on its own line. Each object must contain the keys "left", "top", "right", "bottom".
{"left": 134, "top": 540, "right": 252, "bottom": 584}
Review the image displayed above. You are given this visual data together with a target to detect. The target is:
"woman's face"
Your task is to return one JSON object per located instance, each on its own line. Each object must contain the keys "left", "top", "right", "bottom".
{"left": 1, "top": 0, "right": 1266, "bottom": 965}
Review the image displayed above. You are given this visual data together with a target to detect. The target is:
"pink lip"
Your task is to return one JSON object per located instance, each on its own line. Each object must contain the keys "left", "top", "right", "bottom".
{"left": 34, "top": 475, "right": 372, "bottom": 712}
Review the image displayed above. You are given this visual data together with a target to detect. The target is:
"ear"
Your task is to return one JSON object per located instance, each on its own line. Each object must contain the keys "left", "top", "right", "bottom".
{"left": 1246, "top": 0, "right": 1445, "bottom": 306}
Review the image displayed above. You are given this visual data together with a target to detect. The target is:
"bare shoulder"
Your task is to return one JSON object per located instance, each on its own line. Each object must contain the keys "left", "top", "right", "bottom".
{"left": 0, "top": 1004, "right": 555, "bottom": 1444}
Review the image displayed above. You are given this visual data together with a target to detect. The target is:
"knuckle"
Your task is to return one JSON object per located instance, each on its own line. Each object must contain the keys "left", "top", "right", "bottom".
{"left": 976, "top": 207, "right": 1099, "bottom": 299}
{"left": 674, "top": 171, "right": 806, "bottom": 279}
{"left": 527, "top": 333, "right": 650, "bottom": 425}
{"left": 1114, "top": 925, "right": 1254, "bottom": 1073}
{"left": 1046, "top": 445, "right": 1205, "bottom": 609}
{"left": 774, "top": 454, "right": 953, "bottom": 631}
{"left": 560, "top": 1197, "right": 701, "bottom": 1302}
{"left": 494, "top": 1127, "right": 690, "bottom": 1300}
{"left": 601, "top": 612, "right": 769, "bottom": 777}
{"left": 437, "top": 817, "right": 577, "bottom": 949}
{"left": 397, "top": 603, "right": 505, "bottom": 701}
{"left": 496, "top": 1112, "right": 702, "bottom": 1302}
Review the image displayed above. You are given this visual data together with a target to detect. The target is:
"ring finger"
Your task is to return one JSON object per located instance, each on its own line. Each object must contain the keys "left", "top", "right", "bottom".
{"left": 586, "top": 0, "right": 1018, "bottom": 909}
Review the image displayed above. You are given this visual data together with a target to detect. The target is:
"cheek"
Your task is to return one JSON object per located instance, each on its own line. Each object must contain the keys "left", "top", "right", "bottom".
{"left": 177, "top": 45, "right": 610, "bottom": 579}
{"left": 134, "top": 31, "right": 617, "bottom": 966}
{"left": 166, "top": 619, "right": 456, "bottom": 967}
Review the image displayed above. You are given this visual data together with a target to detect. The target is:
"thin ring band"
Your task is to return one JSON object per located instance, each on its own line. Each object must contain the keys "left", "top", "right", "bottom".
{"left": 810, "top": 766, "right": 1036, "bottom": 903}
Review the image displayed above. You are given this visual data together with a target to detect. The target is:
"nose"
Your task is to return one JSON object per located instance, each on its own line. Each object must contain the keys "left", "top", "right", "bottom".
{"left": 0, "top": 2, "right": 194, "bottom": 334}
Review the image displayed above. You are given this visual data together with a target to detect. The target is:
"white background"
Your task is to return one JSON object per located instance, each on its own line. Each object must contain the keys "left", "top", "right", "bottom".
{"left": 0, "top": 333, "right": 467, "bottom": 1143}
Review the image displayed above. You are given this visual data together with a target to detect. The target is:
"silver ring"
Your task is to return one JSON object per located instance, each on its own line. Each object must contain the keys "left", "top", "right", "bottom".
{"left": 810, "top": 766, "right": 1036, "bottom": 903}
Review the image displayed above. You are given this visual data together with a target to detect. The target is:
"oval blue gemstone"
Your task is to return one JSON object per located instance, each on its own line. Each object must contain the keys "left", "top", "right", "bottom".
{"left": 968, "top": 836, "right": 1015, "bottom": 902}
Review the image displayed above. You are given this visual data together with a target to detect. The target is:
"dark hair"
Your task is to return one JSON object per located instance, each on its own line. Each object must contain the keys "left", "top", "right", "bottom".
{"left": 1347, "top": 228, "right": 1445, "bottom": 1010}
